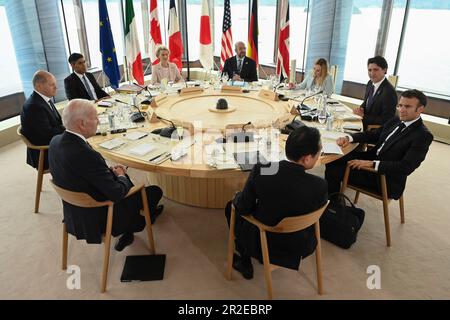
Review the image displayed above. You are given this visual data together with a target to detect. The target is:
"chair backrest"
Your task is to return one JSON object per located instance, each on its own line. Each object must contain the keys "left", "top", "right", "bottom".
{"left": 388, "top": 75, "right": 399, "bottom": 89}
{"left": 329, "top": 65, "right": 338, "bottom": 92}
{"left": 243, "top": 202, "right": 329, "bottom": 234}
{"left": 16, "top": 126, "right": 49, "bottom": 150}
{"left": 50, "top": 180, "right": 113, "bottom": 208}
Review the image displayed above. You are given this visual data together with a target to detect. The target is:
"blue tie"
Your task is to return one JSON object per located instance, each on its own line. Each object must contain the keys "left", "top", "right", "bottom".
{"left": 366, "top": 84, "right": 375, "bottom": 110}
{"left": 82, "top": 75, "right": 95, "bottom": 100}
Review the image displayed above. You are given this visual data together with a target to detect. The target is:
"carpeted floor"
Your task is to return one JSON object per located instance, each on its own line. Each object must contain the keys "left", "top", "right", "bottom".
{"left": 0, "top": 140, "right": 449, "bottom": 299}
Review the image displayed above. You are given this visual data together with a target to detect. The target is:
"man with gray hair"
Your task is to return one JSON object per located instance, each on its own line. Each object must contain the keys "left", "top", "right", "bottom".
{"left": 20, "top": 70, "right": 65, "bottom": 169}
{"left": 222, "top": 41, "right": 258, "bottom": 82}
{"left": 49, "top": 99, "right": 164, "bottom": 251}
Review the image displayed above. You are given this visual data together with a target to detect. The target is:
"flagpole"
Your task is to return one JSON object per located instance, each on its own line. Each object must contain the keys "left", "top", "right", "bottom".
{"left": 119, "top": 0, "right": 129, "bottom": 83}
{"left": 182, "top": 0, "right": 190, "bottom": 81}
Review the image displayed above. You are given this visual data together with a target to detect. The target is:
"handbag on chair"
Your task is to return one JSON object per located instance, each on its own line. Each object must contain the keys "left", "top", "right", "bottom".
{"left": 320, "top": 193, "right": 365, "bottom": 249}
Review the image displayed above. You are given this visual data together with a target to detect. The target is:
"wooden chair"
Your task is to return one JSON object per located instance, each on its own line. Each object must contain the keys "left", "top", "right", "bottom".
{"left": 362, "top": 124, "right": 382, "bottom": 151}
{"left": 329, "top": 65, "right": 338, "bottom": 93}
{"left": 340, "top": 164, "right": 405, "bottom": 247}
{"left": 225, "top": 202, "right": 329, "bottom": 299}
{"left": 50, "top": 180, "right": 156, "bottom": 293}
{"left": 388, "top": 75, "right": 399, "bottom": 89}
{"left": 17, "top": 126, "right": 49, "bottom": 213}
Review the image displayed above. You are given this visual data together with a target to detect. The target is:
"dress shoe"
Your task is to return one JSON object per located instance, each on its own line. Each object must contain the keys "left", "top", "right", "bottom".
{"left": 232, "top": 253, "right": 253, "bottom": 280}
{"left": 114, "top": 233, "right": 134, "bottom": 251}
{"left": 151, "top": 205, "right": 164, "bottom": 224}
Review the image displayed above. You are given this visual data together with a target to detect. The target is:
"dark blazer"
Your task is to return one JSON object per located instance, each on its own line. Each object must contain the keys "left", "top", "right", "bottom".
{"left": 360, "top": 78, "right": 398, "bottom": 129}
{"left": 64, "top": 72, "right": 109, "bottom": 101}
{"left": 222, "top": 56, "right": 258, "bottom": 82}
{"left": 351, "top": 117, "right": 433, "bottom": 199}
{"left": 20, "top": 91, "right": 65, "bottom": 169}
{"left": 49, "top": 132, "right": 147, "bottom": 243}
{"left": 233, "top": 160, "right": 328, "bottom": 270}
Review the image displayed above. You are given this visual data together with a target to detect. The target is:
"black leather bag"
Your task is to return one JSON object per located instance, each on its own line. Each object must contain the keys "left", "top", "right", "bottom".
{"left": 320, "top": 193, "right": 365, "bottom": 249}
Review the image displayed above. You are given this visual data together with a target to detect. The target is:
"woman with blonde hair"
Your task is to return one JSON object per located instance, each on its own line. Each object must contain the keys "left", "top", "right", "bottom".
{"left": 151, "top": 45, "right": 183, "bottom": 84}
{"left": 293, "top": 58, "right": 334, "bottom": 97}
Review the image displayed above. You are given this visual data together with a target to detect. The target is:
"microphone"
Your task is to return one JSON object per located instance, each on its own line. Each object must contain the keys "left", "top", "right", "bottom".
{"left": 115, "top": 99, "right": 146, "bottom": 122}
{"left": 133, "top": 82, "right": 153, "bottom": 105}
{"left": 242, "top": 121, "right": 252, "bottom": 132}
{"left": 298, "top": 90, "right": 323, "bottom": 113}
{"left": 154, "top": 116, "right": 176, "bottom": 138}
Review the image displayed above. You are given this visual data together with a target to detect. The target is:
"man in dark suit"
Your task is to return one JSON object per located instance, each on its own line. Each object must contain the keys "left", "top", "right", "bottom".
{"left": 353, "top": 56, "right": 398, "bottom": 130}
{"left": 49, "top": 99, "right": 164, "bottom": 251}
{"left": 222, "top": 41, "right": 258, "bottom": 82}
{"left": 326, "top": 89, "right": 433, "bottom": 199}
{"left": 64, "top": 53, "right": 110, "bottom": 101}
{"left": 225, "top": 126, "right": 328, "bottom": 279}
{"left": 20, "top": 70, "right": 65, "bottom": 170}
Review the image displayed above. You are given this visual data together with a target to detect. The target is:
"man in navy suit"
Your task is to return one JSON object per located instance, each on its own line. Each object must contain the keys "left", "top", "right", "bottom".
{"left": 64, "top": 53, "right": 110, "bottom": 101}
{"left": 20, "top": 70, "right": 65, "bottom": 170}
{"left": 222, "top": 42, "right": 258, "bottom": 82}
{"left": 326, "top": 89, "right": 433, "bottom": 199}
{"left": 353, "top": 56, "right": 398, "bottom": 130}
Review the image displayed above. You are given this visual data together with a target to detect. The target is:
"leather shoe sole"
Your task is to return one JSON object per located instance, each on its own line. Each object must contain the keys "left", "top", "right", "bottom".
{"left": 114, "top": 233, "right": 134, "bottom": 252}
{"left": 232, "top": 254, "right": 254, "bottom": 280}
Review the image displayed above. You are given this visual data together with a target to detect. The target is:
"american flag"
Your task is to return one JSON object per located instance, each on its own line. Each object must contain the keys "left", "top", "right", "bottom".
{"left": 220, "top": 0, "right": 233, "bottom": 70}
{"left": 276, "top": 0, "right": 290, "bottom": 79}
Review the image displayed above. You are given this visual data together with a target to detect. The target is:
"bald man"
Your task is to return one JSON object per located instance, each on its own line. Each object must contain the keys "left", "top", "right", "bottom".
{"left": 222, "top": 41, "right": 258, "bottom": 82}
{"left": 49, "top": 99, "right": 163, "bottom": 250}
{"left": 20, "top": 70, "right": 65, "bottom": 170}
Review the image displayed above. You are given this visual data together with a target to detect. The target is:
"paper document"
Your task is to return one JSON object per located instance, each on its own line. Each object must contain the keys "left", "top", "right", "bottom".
{"left": 321, "top": 131, "right": 350, "bottom": 140}
{"left": 322, "top": 142, "right": 344, "bottom": 155}
{"left": 128, "top": 144, "right": 156, "bottom": 156}
{"left": 124, "top": 131, "right": 148, "bottom": 141}
{"left": 343, "top": 123, "right": 362, "bottom": 130}
{"left": 99, "top": 138, "right": 126, "bottom": 150}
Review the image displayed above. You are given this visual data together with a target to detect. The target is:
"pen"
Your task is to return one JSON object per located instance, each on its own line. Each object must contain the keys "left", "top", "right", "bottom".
{"left": 149, "top": 152, "right": 166, "bottom": 162}
{"left": 138, "top": 134, "right": 148, "bottom": 139}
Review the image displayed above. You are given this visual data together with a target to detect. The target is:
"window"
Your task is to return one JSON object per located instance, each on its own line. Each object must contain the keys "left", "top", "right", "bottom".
{"left": 214, "top": 0, "right": 248, "bottom": 57}
{"left": 396, "top": 1, "right": 450, "bottom": 96}
{"left": 0, "top": 3, "right": 23, "bottom": 96}
{"left": 343, "top": 0, "right": 383, "bottom": 83}
{"left": 258, "top": 0, "right": 276, "bottom": 65}
{"left": 291, "top": 0, "right": 310, "bottom": 71}
{"left": 186, "top": 0, "right": 202, "bottom": 61}
{"left": 384, "top": 0, "right": 407, "bottom": 74}
{"left": 58, "top": 0, "right": 81, "bottom": 62}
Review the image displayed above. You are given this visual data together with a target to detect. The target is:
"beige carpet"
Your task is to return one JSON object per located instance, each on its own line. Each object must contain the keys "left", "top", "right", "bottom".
{"left": 0, "top": 140, "right": 449, "bottom": 299}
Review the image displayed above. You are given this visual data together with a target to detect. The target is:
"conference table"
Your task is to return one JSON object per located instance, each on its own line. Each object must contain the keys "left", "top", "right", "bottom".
{"left": 87, "top": 84, "right": 361, "bottom": 209}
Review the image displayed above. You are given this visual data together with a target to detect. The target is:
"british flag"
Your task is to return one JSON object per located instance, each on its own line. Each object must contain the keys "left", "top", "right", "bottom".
{"left": 276, "top": 0, "right": 290, "bottom": 79}
{"left": 220, "top": 0, "right": 233, "bottom": 70}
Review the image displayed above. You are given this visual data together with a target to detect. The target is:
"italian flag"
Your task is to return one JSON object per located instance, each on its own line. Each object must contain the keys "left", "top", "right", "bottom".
{"left": 125, "top": 0, "right": 144, "bottom": 85}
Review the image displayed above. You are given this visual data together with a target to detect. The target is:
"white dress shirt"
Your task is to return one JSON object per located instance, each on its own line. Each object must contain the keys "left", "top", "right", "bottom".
{"left": 75, "top": 72, "right": 98, "bottom": 100}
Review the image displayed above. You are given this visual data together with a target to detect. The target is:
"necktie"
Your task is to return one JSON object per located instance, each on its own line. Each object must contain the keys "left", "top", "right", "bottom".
{"left": 365, "top": 84, "right": 375, "bottom": 110}
{"left": 376, "top": 122, "right": 406, "bottom": 155}
{"left": 82, "top": 75, "right": 95, "bottom": 100}
{"left": 237, "top": 59, "right": 242, "bottom": 73}
{"left": 48, "top": 99, "right": 60, "bottom": 119}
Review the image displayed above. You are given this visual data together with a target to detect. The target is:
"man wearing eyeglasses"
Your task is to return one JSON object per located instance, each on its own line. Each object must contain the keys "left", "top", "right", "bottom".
{"left": 325, "top": 89, "right": 433, "bottom": 200}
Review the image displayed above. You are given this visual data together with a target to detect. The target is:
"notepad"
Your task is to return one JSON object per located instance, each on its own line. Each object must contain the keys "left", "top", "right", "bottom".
{"left": 97, "top": 100, "right": 113, "bottom": 107}
{"left": 322, "top": 142, "right": 344, "bottom": 155}
{"left": 343, "top": 123, "right": 362, "bottom": 131}
{"left": 124, "top": 131, "right": 148, "bottom": 141}
{"left": 128, "top": 143, "right": 156, "bottom": 156}
{"left": 99, "top": 138, "right": 126, "bottom": 150}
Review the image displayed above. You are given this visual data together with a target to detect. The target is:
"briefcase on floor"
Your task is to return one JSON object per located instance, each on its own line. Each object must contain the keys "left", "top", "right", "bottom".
{"left": 320, "top": 193, "right": 365, "bottom": 249}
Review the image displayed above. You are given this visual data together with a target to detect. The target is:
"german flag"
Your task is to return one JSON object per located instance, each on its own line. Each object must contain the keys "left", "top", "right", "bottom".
{"left": 247, "top": 0, "right": 258, "bottom": 68}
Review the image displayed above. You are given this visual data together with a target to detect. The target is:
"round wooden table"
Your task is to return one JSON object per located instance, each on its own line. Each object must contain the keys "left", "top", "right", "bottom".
{"left": 89, "top": 88, "right": 360, "bottom": 208}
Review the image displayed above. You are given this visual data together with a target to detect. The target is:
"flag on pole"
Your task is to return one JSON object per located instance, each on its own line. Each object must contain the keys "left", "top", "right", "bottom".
{"left": 247, "top": 0, "right": 258, "bottom": 68}
{"left": 99, "top": 0, "right": 120, "bottom": 89}
{"left": 220, "top": 0, "right": 233, "bottom": 70}
{"left": 276, "top": 0, "right": 290, "bottom": 80}
{"left": 199, "top": 0, "right": 213, "bottom": 70}
{"left": 149, "top": 0, "right": 163, "bottom": 65}
{"left": 168, "top": 0, "right": 183, "bottom": 71}
{"left": 125, "top": 0, "right": 144, "bottom": 84}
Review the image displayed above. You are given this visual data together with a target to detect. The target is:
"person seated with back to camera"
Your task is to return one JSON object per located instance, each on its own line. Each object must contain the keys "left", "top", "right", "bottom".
{"left": 289, "top": 58, "right": 334, "bottom": 97}
{"left": 150, "top": 45, "right": 183, "bottom": 85}
{"left": 225, "top": 126, "right": 328, "bottom": 279}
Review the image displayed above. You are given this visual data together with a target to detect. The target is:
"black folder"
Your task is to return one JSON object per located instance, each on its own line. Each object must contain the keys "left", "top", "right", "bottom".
{"left": 233, "top": 151, "right": 268, "bottom": 172}
{"left": 120, "top": 254, "right": 166, "bottom": 282}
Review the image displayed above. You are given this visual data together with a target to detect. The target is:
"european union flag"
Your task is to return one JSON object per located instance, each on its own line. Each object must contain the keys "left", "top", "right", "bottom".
{"left": 99, "top": 0, "right": 120, "bottom": 89}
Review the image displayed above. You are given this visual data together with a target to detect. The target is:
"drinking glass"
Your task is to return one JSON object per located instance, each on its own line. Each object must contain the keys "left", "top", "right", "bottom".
{"left": 176, "top": 126, "right": 184, "bottom": 141}
{"left": 318, "top": 107, "right": 327, "bottom": 128}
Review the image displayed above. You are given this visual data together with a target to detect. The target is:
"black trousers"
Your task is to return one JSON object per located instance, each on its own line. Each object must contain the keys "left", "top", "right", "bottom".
{"left": 224, "top": 201, "right": 251, "bottom": 260}
{"left": 325, "top": 150, "right": 381, "bottom": 195}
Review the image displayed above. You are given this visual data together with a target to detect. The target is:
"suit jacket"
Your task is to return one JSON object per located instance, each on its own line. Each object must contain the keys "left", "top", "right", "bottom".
{"left": 360, "top": 78, "right": 398, "bottom": 129}
{"left": 151, "top": 62, "right": 183, "bottom": 84}
{"left": 351, "top": 117, "right": 433, "bottom": 199}
{"left": 49, "top": 132, "right": 146, "bottom": 243}
{"left": 20, "top": 91, "right": 65, "bottom": 169}
{"left": 233, "top": 160, "right": 328, "bottom": 270}
{"left": 222, "top": 56, "right": 258, "bottom": 82}
{"left": 64, "top": 72, "right": 109, "bottom": 101}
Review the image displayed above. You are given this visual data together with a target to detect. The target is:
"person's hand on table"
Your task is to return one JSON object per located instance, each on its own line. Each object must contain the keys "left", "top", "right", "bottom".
{"left": 336, "top": 136, "right": 350, "bottom": 148}
{"left": 353, "top": 107, "right": 364, "bottom": 117}
{"left": 288, "top": 83, "right": 296, "bottom": 90}
{"left": 232, "top": 74, "right": 242, "bottom": 81}
{"left": 348, "top": 160, "right": 373, "bottom": 170}
{"left": 111, "top": 164, "right": 127, "bottom": 177}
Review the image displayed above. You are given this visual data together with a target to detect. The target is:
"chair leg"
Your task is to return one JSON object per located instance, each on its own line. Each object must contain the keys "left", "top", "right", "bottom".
{"left": 62, "top": 223, "right": 68, "bottom": 270}
{"left": 340, "top": 165, "right": 351, "bottom": 193}
{"left": 225, "top": 205, "right": 236, "bottom": 281}
{"left": 34, "top": 150, "right": 45, "bottom": 213}
{"left": 260, "top": 231, "right": 273, "bottom": 300}
{"left": 140, "top": 188, "right": 155, "bottom": 254}
{"left": 314, "top": 222, "right": 324, "bottom": 295}
{"left": 399, "top": 195, "right": 405, "bottom": 224}
{"left": 380, "top": 176, "right": 391, "bottom": 247}
{"left": 101, "top": 206, "right": 114, "bottom": 293}
{"left": 354, "top": 191, "right": 360, "bottom": 204}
